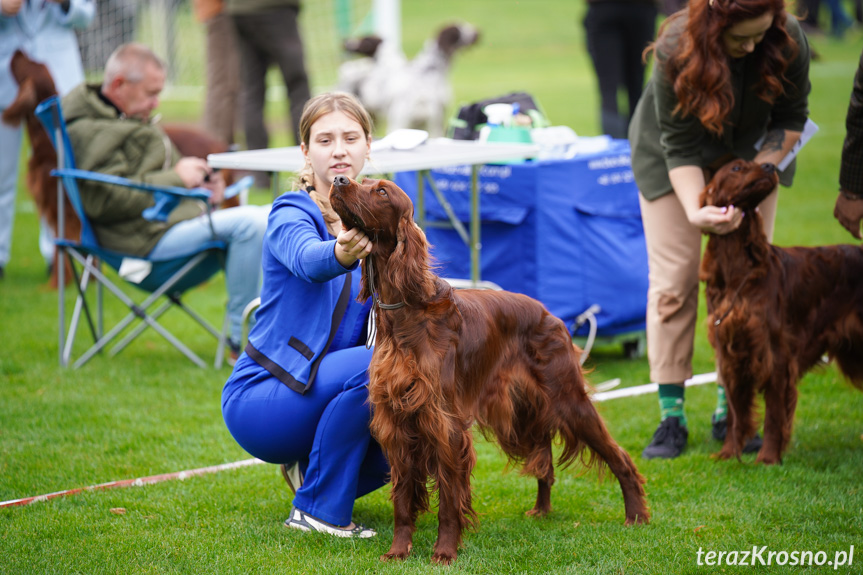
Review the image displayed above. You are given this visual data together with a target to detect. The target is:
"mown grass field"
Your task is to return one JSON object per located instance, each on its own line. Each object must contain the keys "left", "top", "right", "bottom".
{"left": 2, "top": 1, "right": 863, "bottom": 573}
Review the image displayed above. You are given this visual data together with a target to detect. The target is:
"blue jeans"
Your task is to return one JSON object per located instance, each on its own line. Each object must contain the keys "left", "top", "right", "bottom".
{"left": 222, "top": 345, "right": 389, "bottom": 526}
{"left": 148, "top": 204, "right": 270, "bottom": 341}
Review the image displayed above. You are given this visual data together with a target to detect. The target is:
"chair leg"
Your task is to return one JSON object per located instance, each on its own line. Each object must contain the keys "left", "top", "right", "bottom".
{"left": 58, "top": 246, "right": 66, "bottom": 367}
{"left": 109, "top": 300, "right": 173, "bottom": 356}
{"left": 62, "top": 251, "right": 101, "bottom": 367}
{"left": 62, "top": 248, "right": 226, "bottom": 369}
{"left": 214, "top": 311, "right": 229, "bottom": 369}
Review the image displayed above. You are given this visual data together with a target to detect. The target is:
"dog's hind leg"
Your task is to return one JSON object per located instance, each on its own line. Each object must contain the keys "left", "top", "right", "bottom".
{"left": 556, "top": 387, "right": 649, "bottom": 524}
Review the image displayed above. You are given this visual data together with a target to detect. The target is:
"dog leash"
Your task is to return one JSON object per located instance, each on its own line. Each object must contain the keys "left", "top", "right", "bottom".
{"left": 365, "top": 257, "right": 405, "bottom": 348}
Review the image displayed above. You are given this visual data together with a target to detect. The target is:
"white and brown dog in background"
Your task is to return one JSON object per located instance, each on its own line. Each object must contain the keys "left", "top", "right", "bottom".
{"left": 337, "top": 22, "right": 480, "bottom": 136}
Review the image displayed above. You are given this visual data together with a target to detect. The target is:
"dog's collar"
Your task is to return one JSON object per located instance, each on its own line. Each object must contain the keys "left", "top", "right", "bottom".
{"left": 366, "top": 257, "right": 406, "bottom": 311}
{"left": 364, "top": 257, "right": 405, "bottom": 349}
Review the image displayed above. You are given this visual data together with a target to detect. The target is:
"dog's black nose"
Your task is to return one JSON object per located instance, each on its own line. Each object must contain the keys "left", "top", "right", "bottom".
{"left": 761, "top": 163, "right": 776, "bottom": 174}
{"left": 333, "top": 175, "right": 350, "bottom": 187}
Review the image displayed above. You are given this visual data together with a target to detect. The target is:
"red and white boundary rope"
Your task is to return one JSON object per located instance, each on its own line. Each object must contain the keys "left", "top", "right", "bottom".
{"left": 1, "top": 372, "right": 717, "bottom": 509}
{"left": 0, "top": 458, "right": 265, "bottom": 509}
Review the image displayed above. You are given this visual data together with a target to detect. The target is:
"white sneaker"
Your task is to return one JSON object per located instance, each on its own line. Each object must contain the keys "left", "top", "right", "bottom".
{"left": 279, "top": 462, "right": 304, "bottom": 495}
{"left": 283, "top": 507, "right": 376, "bottom": 538}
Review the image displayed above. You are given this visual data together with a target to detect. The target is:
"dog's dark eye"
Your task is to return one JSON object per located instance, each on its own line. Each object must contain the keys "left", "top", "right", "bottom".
{"left": 731, "top": 165, "right": 741, "bottom": 172}
{"left": 377, "top": 188, "right": 388, "bottom": 197}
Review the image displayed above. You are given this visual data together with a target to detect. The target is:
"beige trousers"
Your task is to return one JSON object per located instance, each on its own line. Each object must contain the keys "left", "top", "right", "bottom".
{"left": 638, "top": 188, "right": 778, "bottom": 384}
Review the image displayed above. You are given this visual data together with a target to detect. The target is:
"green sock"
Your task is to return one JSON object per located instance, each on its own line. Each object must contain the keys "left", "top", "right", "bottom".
{"left": 658, "top": 384, "right": 687, "bottom": 428}
{"left": 714, "top": 385, "right": 728, "bottom": 420}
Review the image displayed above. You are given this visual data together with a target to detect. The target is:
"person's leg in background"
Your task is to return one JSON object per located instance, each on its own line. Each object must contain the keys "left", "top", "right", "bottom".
{"left": 824, "top": 0, "right": 854, "bottom": 37}
{"left": 798, "top": 0, "right": 824, "bottom": 33}
{"left": 638, "top": 191, "right": 702, "bottom": 459}
{"left": 231, "top": 12, "right": 273, "bottom": 188}
{"left": 0, "top": 121, "right": 23, "bottom": 279}
{"left": 622, "top": 3, "right": 657, "bottom": 129}
{"left": 251, "top": 5, "right": 310, "bottom": 147}
{"left": 38, "top": 219, "right": 55, "bottom": 274}
{"left": 203, "top": 12, "right": 240, "bottom": 145}
{"left": 584, "top": 3, "right": 628, "bottom": 139}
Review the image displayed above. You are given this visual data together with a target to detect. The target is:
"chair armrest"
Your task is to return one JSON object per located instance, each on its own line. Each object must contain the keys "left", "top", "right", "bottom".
{"left": 224, "top": 175, "right": 254, "bottom": 200}
{"left": 51, "top": 168, "right": 212, "bottom": 222}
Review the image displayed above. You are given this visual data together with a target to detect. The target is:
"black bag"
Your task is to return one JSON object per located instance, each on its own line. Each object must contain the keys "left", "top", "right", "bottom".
{"left": 447, "top": 91, "right": 547, "bottom": 140}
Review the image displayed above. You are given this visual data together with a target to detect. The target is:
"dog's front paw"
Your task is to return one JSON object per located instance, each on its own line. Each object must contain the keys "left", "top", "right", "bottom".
{"left": 713, "top": 445, "right": 738, "bottom": 460}
{"left": 431, "top": 549, "right": 457, "bottom": 565}
{"left": 624, "top": 514, "right": 649, "bottom": 526}
{"left": 755, "top": 450, "right": 782, "bottom": 465}
{"left": 525, "top": 506, "right": 550, "bottom": 518}
{"left": 381, "top": 542, "right": 412, "bottom": 562}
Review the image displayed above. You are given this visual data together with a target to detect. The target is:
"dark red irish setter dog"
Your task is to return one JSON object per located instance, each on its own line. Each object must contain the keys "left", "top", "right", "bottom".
{"left": 2, "top": 50, "right": 237, "bottom": 288}
{"left": 700, "top": 159, "right": 863, "bottom": 465}
{"left": 329, "top": 176, "right": 648, "bottom": 564}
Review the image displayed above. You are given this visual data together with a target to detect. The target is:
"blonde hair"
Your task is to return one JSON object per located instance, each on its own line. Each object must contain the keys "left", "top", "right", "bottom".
{"left": 102, "top": 43, "right": 165, "bottom": 89}
{"left": 295, "top": 92, "right": 373, "bottom": 190}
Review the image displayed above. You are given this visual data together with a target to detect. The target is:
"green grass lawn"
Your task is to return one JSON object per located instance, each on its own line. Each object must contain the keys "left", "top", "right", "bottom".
{"left": 2, "top": 1, "right": 863, "bottom": 573}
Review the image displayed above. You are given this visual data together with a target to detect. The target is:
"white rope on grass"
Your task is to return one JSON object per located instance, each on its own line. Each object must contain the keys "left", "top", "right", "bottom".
{"left": 592, "top": 371, "right": 717, "bottom": 402}
{"left": 0, "top": 458, "right": 265, "bottom": 509}
{"left": 2, "top": 372, "right": 719, "bottom": 509}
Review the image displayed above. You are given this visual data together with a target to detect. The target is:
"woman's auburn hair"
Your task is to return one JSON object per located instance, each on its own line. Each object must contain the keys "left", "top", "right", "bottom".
{"left": 294, "top": 91, "right": 374, "bottom": 190}
{"left": 647, "top": 0, "right": 798, "bottom": 137}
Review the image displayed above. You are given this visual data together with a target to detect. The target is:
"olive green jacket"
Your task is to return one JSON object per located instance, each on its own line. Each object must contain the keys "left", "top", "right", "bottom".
{"left": 62, "top": 83, "right": 205, "bottom": 257}
{"left": 629, "top": 12, "right": 811, "bottom": 200}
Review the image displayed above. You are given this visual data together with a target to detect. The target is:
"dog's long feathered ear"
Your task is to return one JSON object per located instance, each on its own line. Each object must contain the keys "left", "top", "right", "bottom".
{"left": 1, "top": 78, "right": 37, "bottom": 127}
{"left": 358, "top": 257, "right": 373, "bottom": 303}
{"left": 387, "top": 214, "right": 434, "bottom": 303}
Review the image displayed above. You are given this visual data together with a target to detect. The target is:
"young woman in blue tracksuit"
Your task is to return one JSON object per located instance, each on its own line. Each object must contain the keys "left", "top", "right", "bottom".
{"left": 222, "top": 92, "right": 387, "bottom": 538}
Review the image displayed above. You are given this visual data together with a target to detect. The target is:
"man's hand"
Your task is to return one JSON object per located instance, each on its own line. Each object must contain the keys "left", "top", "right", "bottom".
{"left": 1, "top": 0, "right": 24, "bottom": 16}
{"left": 834, "top": 191, "right": 863, "bottom": 240}
{"left": 201, "top": 171, "right": 226, "bottom": 206}
{"left": 174, "top": 157, "right": 211, "bottom": 189}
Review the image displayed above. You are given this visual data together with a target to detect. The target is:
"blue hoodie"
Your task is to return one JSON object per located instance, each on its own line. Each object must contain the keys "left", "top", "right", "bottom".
{"left": 243, "top": 191, "right": 372, "bottom": 393}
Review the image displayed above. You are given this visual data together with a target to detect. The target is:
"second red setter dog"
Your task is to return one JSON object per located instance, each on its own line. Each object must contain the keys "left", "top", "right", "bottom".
{"left": 330, "top": 175, "right": 648, "bottom": 564}
{"left": 2, "top": 50, "right": 76, "bottom": 288}
{"left": 700, "top": 159, "right": 863, "bottom": 465}
{"left": 2, "top": 50, "right": 236, "bottom": 288}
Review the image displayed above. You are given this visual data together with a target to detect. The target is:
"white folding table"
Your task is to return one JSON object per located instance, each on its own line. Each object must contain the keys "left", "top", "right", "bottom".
{"left": 208, "top": 138, "right": 539, "bottom": 285}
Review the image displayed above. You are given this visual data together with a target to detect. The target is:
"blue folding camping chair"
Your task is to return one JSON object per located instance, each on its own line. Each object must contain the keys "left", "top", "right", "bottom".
{"left": 35, "top": 95, "right": 253, "bottom": 369}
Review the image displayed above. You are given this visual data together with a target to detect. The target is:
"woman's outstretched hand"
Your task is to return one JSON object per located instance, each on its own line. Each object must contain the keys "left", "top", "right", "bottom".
{"left": 335, "top": 226, "right": 373, "bottom": 267}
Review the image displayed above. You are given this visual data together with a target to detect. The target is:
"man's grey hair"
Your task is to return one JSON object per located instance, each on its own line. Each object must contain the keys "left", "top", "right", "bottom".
{"left": 102, "top": 43, "right": 166, "bottom": 88}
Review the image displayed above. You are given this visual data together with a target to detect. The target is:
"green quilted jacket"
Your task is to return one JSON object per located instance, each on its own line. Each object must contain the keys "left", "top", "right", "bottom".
{"left": 62, "top": 83, "right": 205, "bottom": 257}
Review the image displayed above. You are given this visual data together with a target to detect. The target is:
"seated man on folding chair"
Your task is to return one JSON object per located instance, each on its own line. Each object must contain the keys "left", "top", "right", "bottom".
{"left": 62, "top": 42, "right": 269, "bottom": 364}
